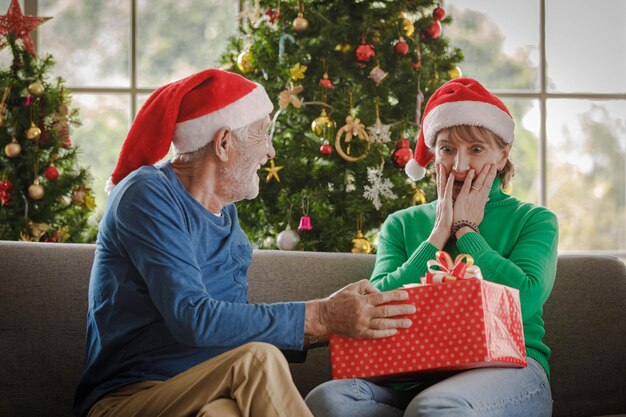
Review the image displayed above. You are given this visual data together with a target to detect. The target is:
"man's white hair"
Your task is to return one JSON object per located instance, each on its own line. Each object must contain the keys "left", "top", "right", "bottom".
{"left": 173, "top": 125, "right": 250, "bottom": 163}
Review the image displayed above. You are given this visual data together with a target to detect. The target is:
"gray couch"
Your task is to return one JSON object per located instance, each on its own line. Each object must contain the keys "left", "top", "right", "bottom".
{"left": 1, "top": 240, "right": 625, "bottom": 417}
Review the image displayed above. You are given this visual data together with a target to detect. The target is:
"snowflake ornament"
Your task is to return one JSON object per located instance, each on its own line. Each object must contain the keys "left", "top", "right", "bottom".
{"left": 363, "top": 163, "right": 397, "bottom": 210}
{"left": 367, "top": 118, "right": 392, "bottom": 143}
{"left": 345, "top": 170, "right": 356, "bottom": 192}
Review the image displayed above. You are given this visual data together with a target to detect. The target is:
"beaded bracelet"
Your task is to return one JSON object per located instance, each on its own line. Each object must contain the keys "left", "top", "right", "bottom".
{"left": 451, "top": 220, "right": 480, "bottom": 236}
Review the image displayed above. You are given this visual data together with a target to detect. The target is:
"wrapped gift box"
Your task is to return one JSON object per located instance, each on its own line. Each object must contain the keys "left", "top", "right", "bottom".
{"left": 329, "top": 276, "right": 526, "bottom": 381}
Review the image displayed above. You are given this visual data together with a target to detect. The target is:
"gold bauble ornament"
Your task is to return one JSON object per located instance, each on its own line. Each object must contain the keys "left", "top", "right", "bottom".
{"left": 402, "top": 17, "right": 415, "bottom": 37}
{"left": 351, "top": 230, "right": 372, "bottom": 254}
{"left": 28, "top": 182, "right": 45, "bottom": 201}
{"left": 448, "top": 66, "right": 463, "bottom": 79}
{"left": 293, "top": 13, "right": 309, "bottom": 32}
{"left": 4, "top": 139, "right": 21, "bottom": 158}
{"left": 410, "top": 184, "right": 427, "bottom": 205}
{"left": 311, "top": 108, "right": 335, "bottom": 136}
{"left": 26, "top": 122, "right": 42, "bottom": 141}
{"left": 236, "top": 50, "right": 255, "bottom": 74}
{"left": 28, "top": 80, "right": 45, "bottom": 97}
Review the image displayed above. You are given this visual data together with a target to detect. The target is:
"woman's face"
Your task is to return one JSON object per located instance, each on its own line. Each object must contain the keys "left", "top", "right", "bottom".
{"left": 434, "top": 127, "right": 510, "bottom": 198}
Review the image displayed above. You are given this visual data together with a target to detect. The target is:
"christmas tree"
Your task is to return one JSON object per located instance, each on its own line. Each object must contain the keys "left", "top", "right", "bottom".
{"left": 221, "top": 0, "right": 462, "bottom": 252}
{"left": 0, "top": 0, "right": 94, "bottom": 243}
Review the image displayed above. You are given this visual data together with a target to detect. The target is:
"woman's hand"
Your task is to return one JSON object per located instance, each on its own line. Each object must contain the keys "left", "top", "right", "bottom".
{"left": 453, "top": 163, "right": 497, "bottom": 231}
{"left": 427, "top": 164, "right": 454, "bottom": 249}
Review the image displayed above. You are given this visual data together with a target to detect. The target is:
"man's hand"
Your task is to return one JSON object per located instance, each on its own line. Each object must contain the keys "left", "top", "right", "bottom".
{"left": 305, "top": 280, "right": 415, "bottom": 339}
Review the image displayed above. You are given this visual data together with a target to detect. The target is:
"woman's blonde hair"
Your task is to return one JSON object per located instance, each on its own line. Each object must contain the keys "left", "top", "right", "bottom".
{"left": 431, "top": 125, "right": 515, "bottom": 191}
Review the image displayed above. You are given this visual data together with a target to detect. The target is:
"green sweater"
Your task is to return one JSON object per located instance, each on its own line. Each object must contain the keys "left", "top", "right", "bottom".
{"left": 371, "top": 177, "right": 559, "bottom": 378}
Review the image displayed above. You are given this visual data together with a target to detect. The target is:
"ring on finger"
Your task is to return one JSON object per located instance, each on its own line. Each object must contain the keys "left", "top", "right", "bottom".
{"left": 471, "top": 186, "right": 481, "bottom": 191}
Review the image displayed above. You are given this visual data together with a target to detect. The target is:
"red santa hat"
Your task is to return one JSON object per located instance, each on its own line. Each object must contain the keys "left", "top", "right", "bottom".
{"left": 106, "top": 68, "right": 273, "bottom": 192}
{"left": 405, "top": 77, "right": 515, "bottom": 181}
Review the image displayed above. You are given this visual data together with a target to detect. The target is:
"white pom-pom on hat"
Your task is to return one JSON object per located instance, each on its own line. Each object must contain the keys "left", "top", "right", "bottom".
{"left": 405, "top": 159, "right": 426, "bottom": 181}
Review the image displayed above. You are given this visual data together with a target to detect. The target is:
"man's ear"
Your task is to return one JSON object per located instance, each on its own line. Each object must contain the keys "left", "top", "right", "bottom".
{"left": 213, "top": 128, "right": 233, "bottom": 162}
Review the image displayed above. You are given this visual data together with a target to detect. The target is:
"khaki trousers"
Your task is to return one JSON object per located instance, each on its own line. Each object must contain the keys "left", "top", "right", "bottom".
{"left": 87, "top": 342, "right": 313, "bottom": 417}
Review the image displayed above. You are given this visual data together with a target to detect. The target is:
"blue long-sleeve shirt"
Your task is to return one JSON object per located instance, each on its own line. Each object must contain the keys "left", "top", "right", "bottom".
{"left": 74, "top": 162, "right": 305, "bottom": 417}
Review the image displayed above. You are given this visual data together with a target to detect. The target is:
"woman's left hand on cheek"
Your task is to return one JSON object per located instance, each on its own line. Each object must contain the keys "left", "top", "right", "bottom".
{"left": 453, "top": 164, "right": 498, "bottom": 225}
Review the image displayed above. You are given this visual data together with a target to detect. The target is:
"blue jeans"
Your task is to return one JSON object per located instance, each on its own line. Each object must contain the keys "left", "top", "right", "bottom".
{"left": 305, "top": 358, "right": 552, "bottom": 417}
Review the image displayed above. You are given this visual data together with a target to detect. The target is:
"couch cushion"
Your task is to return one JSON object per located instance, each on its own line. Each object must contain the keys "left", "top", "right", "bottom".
{"left": 0, "top": 241, "right": 95, "bottom": 417}
{"left": 544, "top": 254, "right": 626, "bottom": 417}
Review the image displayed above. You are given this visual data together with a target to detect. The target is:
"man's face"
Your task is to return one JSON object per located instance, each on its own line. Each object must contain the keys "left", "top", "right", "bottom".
{"left": 219, "top": 116, "right": 274, "bottom": 202}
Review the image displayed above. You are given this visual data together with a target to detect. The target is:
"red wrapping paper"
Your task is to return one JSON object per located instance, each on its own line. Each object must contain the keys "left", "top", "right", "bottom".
{"left": 329, "top": 278, "right": 526, "bottom": 381}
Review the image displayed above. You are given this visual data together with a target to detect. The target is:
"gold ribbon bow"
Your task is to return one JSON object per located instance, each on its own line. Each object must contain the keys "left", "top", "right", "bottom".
{"left": 342, "top": 115, "right": 368, "bottom": 141}
{"left": 278, "top": 84, "right": 303, "bottom": 109}
{"left": 422, "top": 251, "right": 483, "bottom": 284}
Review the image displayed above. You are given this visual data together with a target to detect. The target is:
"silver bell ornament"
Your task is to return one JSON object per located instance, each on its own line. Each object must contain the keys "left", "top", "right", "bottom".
{"left": 277, "top": 224, "right": 301, "bottom": 251}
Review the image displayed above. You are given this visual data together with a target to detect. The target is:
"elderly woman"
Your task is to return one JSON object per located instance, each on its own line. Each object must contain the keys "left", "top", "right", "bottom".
{"left": 305, "top": 78, "right": 558, "bottom": 417}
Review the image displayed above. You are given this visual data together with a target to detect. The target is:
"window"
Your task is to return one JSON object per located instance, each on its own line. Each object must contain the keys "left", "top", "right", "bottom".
{"left": 446, "top": 0, "right": 626, "bottom": 254}
{"left": 6, "top": 0, "right": 625, "bottom": 254}
{"left": 3, "top": 0, "right": 239, "bottom": 220}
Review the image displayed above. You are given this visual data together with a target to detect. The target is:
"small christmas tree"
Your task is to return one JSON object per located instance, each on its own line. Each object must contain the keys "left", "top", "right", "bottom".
{"left": 0, "top": 0, "right": 94, "bottom": 242}
{"left": 221, "top": 0, "right": 462, "bottom": 252}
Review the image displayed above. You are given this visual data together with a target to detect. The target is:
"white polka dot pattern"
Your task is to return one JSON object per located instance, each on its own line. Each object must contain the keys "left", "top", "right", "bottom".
{"left": 329, "top": 279, "right": 527, "bottom": 380}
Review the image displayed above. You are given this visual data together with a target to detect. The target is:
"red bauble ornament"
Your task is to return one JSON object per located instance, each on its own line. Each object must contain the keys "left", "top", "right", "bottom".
{"left": 319, "top": 78, "right": 333, "bottom": 89}
{"left": 0, "top": 179, "right": 13, "bottom": 206}
{"left": 44, "top": 164, "right": 59, "bottom": 181}
{"left": 320, "top": 141, "right": 333, "bottom": 155}
{"left": 433, "top": 6, "right": 446, "bottom": 21}
{"left": 413, "top": 61, "right": 422, "bottom": 71}
{"left": 391, "top": 138, "right": 413, "bottom": 169}
{"left": 422, "top": 20, "right": 442, "bottom": 40}
{"left": 355, "top": 38, "right": 375, "bottom": 64}
{"left": 395, "top": 38, "right": 410, "bottom": 56}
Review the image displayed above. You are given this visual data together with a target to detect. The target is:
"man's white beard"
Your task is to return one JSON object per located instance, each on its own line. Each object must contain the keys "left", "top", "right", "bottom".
{"left": 219, "top": 153, "right": 260, "bottom": 203}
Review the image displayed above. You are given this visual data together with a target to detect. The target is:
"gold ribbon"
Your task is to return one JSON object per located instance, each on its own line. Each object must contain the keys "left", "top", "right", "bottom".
{"left": 422, "top": 251, "right": 483, "bottom": 284}
{"left": 278, "top": 84, "right": 303, "bottom": 109}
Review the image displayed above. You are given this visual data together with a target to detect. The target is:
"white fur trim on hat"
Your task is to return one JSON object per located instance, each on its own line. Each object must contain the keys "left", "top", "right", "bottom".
{"left": 172, "top": 83, "right": 273, "bottom": 154}
{"left": 422, "top": 101, "right": 514, "bottom": 147}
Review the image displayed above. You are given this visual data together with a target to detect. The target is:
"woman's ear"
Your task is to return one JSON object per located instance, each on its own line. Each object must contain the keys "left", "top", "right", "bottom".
{"left": 498, "top": 143, "right": 512, "bottom": 170}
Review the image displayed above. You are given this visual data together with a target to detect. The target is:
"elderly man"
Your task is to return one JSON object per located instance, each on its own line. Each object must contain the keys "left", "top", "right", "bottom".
{"left": 74, "top": 69, "right": 415, "bottom": 417}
